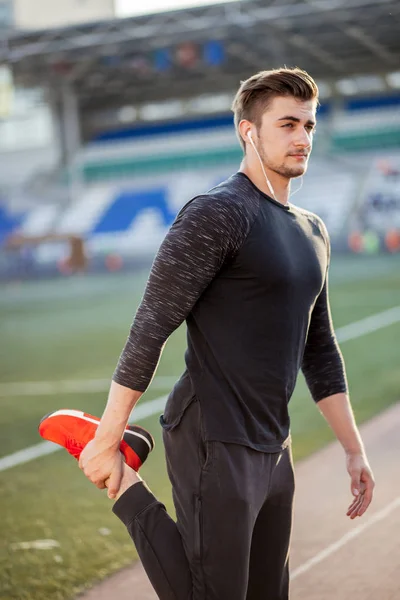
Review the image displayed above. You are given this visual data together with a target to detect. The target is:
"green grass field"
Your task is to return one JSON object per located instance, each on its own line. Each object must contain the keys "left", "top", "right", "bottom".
{"left": 1, "top": 254, "right": 399, "bottom": 600}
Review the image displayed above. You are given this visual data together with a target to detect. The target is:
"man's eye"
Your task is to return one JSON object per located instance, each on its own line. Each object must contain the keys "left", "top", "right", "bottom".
{"left": 283, "top": 123, "right": 294, "bottom": 128}
{"left": 306, "top": 126, "right": 315, "bottom": 132}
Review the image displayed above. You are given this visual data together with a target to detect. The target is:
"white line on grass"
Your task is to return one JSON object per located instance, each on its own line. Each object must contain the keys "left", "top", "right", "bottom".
{"left": 0, "top": 305, "right": 399, "bottom": 474}
{"left": 0, "top": 395, "right": 167, "bottom": 473}
{"left": 0, "top": 376, "right": 177, "bottom": 398}
{"left": 335, "top": 306, "right": 400, "bottom": 343}
{"left": 291, "top": 496, "right": 400, "bottom": 579}
{"left": 0, "top": 441, "right": 59, "bottom": 472}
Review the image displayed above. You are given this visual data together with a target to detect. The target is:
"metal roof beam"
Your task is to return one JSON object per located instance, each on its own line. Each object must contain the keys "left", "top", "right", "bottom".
{"left": 344, "top": 26, "right": 399, "bottom": 65}
{"left": 2, "top": 0, "right": 397, "bottom": 62}
{"left": 287, "top": 34, "right": 345, "bottom": 72}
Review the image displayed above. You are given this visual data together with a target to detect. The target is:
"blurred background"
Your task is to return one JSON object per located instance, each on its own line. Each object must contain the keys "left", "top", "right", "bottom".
{"left": 0, "top": 0, "right": 400, "bottom": 275}
{"left": 0, "top": 1, "right": 399, "bottom": 599}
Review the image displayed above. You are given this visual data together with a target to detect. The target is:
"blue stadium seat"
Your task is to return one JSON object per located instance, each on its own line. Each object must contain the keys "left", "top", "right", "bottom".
{"left": 91, "top": 188, "right": 173, "bottom": 234}
{"left": 0, "top": 206, "right": 23, "bottom": 245}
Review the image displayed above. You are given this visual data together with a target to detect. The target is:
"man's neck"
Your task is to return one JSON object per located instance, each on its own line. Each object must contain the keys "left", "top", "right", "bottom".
{"left": 239, "top": 160, "right": 290, "bottom": 206}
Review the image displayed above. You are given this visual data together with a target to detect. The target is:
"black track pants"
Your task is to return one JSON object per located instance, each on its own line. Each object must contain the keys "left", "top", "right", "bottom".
{"left": 113, "top": 399, "right": 295, "bottom": 600}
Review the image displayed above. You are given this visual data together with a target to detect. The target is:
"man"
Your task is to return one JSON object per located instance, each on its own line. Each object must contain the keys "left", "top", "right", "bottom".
{"left": 41, "top": 67, "right": 375, "bottom": 600}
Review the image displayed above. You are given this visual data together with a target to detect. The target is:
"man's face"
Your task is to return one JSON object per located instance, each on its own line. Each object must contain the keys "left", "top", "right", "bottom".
{"left": 253, "top": 96, "right": 317, "bottom": 179}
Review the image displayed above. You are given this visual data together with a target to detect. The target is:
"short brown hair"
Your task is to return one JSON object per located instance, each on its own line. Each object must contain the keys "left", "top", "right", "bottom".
{"left": 232, "top": 67, "right": 319, "bottom": 150}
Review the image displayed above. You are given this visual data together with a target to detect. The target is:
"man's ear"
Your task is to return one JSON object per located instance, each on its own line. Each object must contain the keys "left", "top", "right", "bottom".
{"left": 238, "top": 119, "right": 254, "bottom": 148}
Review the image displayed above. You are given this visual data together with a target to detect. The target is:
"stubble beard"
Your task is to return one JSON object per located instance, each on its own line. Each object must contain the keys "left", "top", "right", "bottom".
{"left": 273, "top": 164, "right": 307, "bottom": 179}
{"left": 258, "top": 141, "right": 308, "bottom": 179}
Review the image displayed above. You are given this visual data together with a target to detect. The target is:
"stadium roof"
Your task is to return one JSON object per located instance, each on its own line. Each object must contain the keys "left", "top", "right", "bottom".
{"left": 1, "top": 0, "right": 400, "bottom": 110}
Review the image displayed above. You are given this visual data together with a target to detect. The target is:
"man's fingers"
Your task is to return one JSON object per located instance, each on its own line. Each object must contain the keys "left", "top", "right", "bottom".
{"left": 82, "top": 466, "right": 108, "bottom": 488}
{"left": 348, "top": 498, "right": 363, "bottom": 518}
{"left": 358, "top": 497, "right": 372, "bottom": 516}
{"left": 357, "top": 481, "right": 374, "bottom": 516}
{"left": 86, "top": 472, "right": 107, "bottom": 488}
{"left": 347, "top": 493, "right": 364, "bottom": 518}
{"left": 351, "top": 492, "right": 368, "bottom": 518}
{"left": 347, "top": 483, "right": 373, "bottom": 518}
{"left": 107, "top": 463, "right": 123, "bottom": 500}
{"left": 347, "top": 496, "right": 360, "bottom": 513}
{"left": 348, "top": 485, "right": 364, "bottom": 507}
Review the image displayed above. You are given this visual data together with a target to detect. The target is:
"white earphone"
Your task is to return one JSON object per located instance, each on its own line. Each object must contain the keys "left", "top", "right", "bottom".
{"left": 246, "top": 130, "right": 276, "bottom": 200}
{"left": 246, "top": 130, "right": 303, "bottom": 202}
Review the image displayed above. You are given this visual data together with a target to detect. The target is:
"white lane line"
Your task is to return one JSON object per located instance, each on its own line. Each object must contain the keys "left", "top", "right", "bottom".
{"left": 0, "top": 441, "right": 59, "bottom": 472}
{"left": 2, "top": 306, "right": 399, "bottom": 400}
{"left": 0, "top": 395, "right": 168, "bottom": 474}
{"left": 0, "top": 376, "right": 177, "bottom": 398}
{"left": 131, "top": 395, "right": 168, "bottom": 421}
{"left": 335, "top": 306, "right": 400, "bottom": 343}
{"left": 1, "top": 305, "right": 399, "bottom": 473}
{"left": 291, "top": 496, "right": 400, "bottom": 579}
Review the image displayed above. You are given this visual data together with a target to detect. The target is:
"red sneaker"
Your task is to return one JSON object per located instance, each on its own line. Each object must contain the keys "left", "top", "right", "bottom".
{"left": 38, "top": 409, "right": 154, "bottom": 471}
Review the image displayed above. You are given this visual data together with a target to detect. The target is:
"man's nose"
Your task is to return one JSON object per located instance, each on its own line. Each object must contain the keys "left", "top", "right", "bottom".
{"left": 295, "top": 129, "right": 312, "bottom": 148}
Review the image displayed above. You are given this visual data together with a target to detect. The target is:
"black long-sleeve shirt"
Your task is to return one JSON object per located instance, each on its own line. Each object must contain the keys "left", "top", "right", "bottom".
{"left": 113, "top": 172, "right": 348, "bottom": 452}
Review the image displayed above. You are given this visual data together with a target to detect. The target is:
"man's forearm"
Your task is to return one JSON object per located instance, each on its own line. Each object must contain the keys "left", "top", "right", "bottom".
{"left": 317, "top": 392, "right": 365, "bottom": 455}
{"left": 95, "top": 380, "right": 143, "bottom": 448}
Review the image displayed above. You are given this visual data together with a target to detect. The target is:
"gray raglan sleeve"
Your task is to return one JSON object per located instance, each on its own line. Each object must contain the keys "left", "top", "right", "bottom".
{"left": 112, "top": 194, "right": 252, "bottom": 392}
{"left": 301, "top": 223, "right": 349, "bottom": 402}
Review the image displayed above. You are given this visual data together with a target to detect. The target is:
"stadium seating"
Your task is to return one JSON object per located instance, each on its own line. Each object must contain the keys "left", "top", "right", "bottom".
{"left": 2, "top": 97, "right": 400, "bottom": 264}
{"left": 0, "top": 205, "right": 24, "bottom": 245}
{"left": 291, "top": 159, "right": 358, "bottom": 238}
{"left": 332, "top": 100, "right": 400, "bottom": 152}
